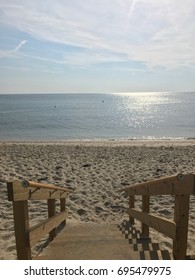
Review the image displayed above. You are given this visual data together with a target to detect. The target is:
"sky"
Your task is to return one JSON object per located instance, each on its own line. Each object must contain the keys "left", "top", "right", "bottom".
{"left": 0, "top": 0, "right": 195, "bottom": 94}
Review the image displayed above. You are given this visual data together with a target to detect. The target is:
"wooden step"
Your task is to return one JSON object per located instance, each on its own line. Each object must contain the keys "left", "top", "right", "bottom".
{"left": 35, "top": 220, "right": 172, "bottom": 260}
{"left": 37, "top": 222, "right": 136, "bottom": 260}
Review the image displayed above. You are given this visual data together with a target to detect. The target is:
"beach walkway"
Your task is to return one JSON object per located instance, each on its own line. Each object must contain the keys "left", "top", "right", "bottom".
{"left": 37, "top": 221, "right": 172, "bottom": 260}
{"left": 7, "top": 174, "right": 195, "bottom": 260}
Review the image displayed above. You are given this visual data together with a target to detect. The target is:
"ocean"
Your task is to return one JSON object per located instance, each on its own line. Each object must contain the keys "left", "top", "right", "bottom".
{"left": 0, "top": 92, "right": 195, "bottom": 141}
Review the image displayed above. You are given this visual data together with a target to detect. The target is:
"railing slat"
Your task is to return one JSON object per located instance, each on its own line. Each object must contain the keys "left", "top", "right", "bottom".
{"left": 124, "top": 174, "right": 194, "bottom": 195}
{"left": 12, "top": 200, "right": 31, "bottom": 260}
{"left": 142, "top": 195, "right": 150, "bottom": 238}
{"left": 7, "top": 181, "right": 69, "bottom": 201}
{"left": 126, "top": 208, "right": 176, "bottom": 240}
{"left": 173, "top": 195, "right": 190, "bottom": 259}
{"left": 48, "top": 199, "right": 56, "bottom": 241}
{"left": 129, "top": 195, "right": 135, "bottom": 224}
{"left": 60, "top": 198, "right": 66, "bottom": 228}
{"left": 29, "top": 211, "right": 68, "bottom": 247}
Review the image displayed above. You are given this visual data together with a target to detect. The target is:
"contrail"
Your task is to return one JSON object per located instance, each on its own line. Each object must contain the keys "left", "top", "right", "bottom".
{"left": 12, "top": 40, "right": 27, "bottom": 53}
{"left": 0, "top": 40, "right": 27, "bottom": 59}
{"left": 127, "top": 0, "right": 137, "bottom": 21}
{"left": 124, "top": 0, "right": 137, "bottom": 33}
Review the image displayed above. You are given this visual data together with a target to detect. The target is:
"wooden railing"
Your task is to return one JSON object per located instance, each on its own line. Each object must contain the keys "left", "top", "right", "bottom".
{"left": 123, "top": 173, "right": 195, "bottom": 260}
{"left": 7, "top": 180, "right": 71, "bottom": 260}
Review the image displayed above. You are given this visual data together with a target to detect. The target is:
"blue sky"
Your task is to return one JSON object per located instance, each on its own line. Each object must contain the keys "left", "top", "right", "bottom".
{"left": 0, "top": 0, "right": 195, "bottom": 94}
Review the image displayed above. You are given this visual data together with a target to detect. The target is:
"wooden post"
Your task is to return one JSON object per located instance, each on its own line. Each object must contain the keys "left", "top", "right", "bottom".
{"left": 141, "top": 195, "right": 150, "bottom": 238}
{"left": 173, "top": 194, "right": 190, "bottom": 259}
{"left": 129, "top": 195, "right": 135, "bottom": 224}
{"left": 12, "top": 200, "right": 31, "bottom": 260}
{"left": 47, "top": 199, "right": 56, "bottom": 241}
{"left": 60, "top": 198, "right": 66, "bottom": 228}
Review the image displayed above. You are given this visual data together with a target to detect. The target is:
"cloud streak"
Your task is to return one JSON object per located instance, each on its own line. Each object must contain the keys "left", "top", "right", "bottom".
{"left": 0, "top": 0, "right": 194, "bottom": 69}
{"left": 13, "top": 40, "right": 27, "bottom": 52}
{"left": 0, "top": 40, "right": 27, "bottom": 59}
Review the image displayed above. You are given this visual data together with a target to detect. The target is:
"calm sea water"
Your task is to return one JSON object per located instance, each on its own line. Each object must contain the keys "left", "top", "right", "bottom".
{"left": 0, "top": 92, "right": 195, "bottom": 141}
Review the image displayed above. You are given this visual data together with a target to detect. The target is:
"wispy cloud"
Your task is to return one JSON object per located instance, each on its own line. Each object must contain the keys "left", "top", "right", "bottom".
{"left": 0, "top": 39, "right": 27, "bottom": 59}
{"left": 0, "top": 0, "right": 194, "bottom": 69}
{"left": 13, "top": 40, "right": 27, "bottom": 52}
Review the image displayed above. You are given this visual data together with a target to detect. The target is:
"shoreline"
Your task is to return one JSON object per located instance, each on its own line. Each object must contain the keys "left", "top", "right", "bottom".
{"left": 1, "top": 138, "right": 195, "bottom": 146}
{"left": 0, "top": 140, "right": 195, "bottom": 259}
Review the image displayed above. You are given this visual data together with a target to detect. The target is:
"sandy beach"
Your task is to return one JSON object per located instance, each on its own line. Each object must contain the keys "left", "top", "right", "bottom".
{"left": 0, "top": 140, "right": 195, "bottom": 260}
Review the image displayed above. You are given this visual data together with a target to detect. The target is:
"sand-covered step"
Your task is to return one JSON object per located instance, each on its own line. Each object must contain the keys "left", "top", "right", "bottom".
{"left": 37, "top": 221, "right": 137, "bottom": 260}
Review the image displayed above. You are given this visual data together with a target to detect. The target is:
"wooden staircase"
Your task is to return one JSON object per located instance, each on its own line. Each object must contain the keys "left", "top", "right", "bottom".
{"left": 37, "top": 222, "right": 134, "bottom": 260}
{"left": 7, "top": 176, "right": 194, "bottom": 260}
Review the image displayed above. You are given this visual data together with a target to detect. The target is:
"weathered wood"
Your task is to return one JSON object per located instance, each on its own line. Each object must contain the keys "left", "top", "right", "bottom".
{"left": 129, "top": 195, "right": 135, "bottom": 224}
{"left": 7, "top": 180, "right": 71, "bottom": 260}
{"left": 48, "top": 199, "right": 56, "bottom": 241}
{"left": 126, "top": 208, "right": 176, "bottom": 240}
{"left": 60, "top": 198, "right": 66, "bottom": 227}
{"left": 7, "top": 181, "right": 70, "bottom": 259}
{"left": 29, "top": 211, "right": 68, "bottom": 247}
{"left": 142, "top": 195, "right": 150, "bottom": 238}
{"left": 12, "top": 199, "right": 31, "bottom": 260}
{"left": 173, "top": 195, "right": 190, "bottom": 259}
{"left": 123, "top": 174, "right": 195, "bottom": 259}
{"left": 7, "top": 181, "right": 68, "bottom": 201}
{"left": 124, "top": 174, "right": 194, "bottom": 195}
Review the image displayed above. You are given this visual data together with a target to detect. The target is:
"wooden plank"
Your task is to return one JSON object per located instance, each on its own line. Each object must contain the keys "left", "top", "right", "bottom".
{"left": 7, "top": 181, "right": 14, "bottom": 201}
{"left": 124, "top": 174, "right": 194, "bottom": 195}
{"left": 29, "top": 211, "right": 68, "bottom": 247}
{"left": 12, "top": 199, "right": 31, "bottom": 260}
{"left": 129, "top": 195, "right": 135, "bottom": 224}
{"left": 126, "top": 208, "right": 176, "bottom": 240}
{"left": 60, "top": 198, "right": 66, "bottom": 227}
{"left": 142, "top": 195, "right": 150, "bottom": 237}
{"left": 48, "top": 199, "right": 56, "bottom": 241}
{"left": 60, "top": 198, "right": 66, "bottom": 212}
{"left": 7, "top": 181, "right": 68, "bottom": 201}
{"left": 173, "top": 195, "right": 190, "bottom": 259}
